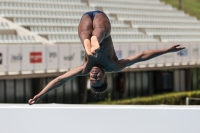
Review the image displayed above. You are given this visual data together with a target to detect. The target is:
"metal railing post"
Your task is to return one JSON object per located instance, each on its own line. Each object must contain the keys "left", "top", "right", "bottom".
{"left": 186, "top": 97, "right": 189, "bottom": 105}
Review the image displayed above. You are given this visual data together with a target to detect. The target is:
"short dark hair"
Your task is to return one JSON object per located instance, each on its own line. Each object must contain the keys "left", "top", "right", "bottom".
{"left": 91, "top": 81, "right": 108, "bottom": 93}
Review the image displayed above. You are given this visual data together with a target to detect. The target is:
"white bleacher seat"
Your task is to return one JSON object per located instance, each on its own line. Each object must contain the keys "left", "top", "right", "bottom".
{"left": 0, "top": 22, "right": 10, "bottom": 29}
{"left": 101, "top": 0, "right": 161, "bottom": 3}
{"left": 30, "top": 26, "right": 77, "bottom": 35}
{"left": 103, "top": 7, "right": 186, "bottom": 17}
{"left": 14, "top": 18, "right": 128, "bottom": 27}
{"left": 160, "top": 35, "right": 200, "bottom": 42}
{"left": 111, "top": 27, "right": 143, "bottom": 35}
{"left": 30, "top": 26, "right": 141, "bottom": 35}
{"left": 89, "top": 0, "right": 172, "bottom": 10}
{"left": 146, "top": 28, "right": 200, "bottom": 35}
{"left": 14, "top": 18, "right": 80, "bottom": 26}
{"left": 0, "top": 2, "right": 94, "bottom": 12}
{"left": 2, "top": 0, "right": 82, "bottom": 3}
{"left": 48, "top": 35, "right": 80, "bottom": 43}
{"left": 0, "top": 9, "right": 84, "bottom": 19}
{"left": 110, "top": 20, "right": 129, "bottom": 27}
{"left": 117, "top": 14, "right": 198, "bottom": 22}
{"left": 111, "top": 35, "right": 159, "bottom": 42}
{"left": 131, "top": 21, "right": 200, "bottom": 29}
{"left": 0, "top": 0, "right": 85, "bottom": 7}
{"left": 0, "top": 35, "right": 40, "bottom": 44}
{"left": 0, "top": 9, "right": 116, "bottom": 21}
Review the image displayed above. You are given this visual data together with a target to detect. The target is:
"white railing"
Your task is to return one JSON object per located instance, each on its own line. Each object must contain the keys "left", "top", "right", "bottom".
{"left": 186, "top": 97, "right": 200, "bottom": 105}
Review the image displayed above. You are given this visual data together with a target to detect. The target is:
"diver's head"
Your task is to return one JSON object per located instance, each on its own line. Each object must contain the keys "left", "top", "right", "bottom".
{"left": 90, "top": 66, "right": 107, "bottom": 93}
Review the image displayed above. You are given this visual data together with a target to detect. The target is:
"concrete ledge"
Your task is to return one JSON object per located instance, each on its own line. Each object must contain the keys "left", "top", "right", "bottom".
{"left": 0, "top": 104, "right": 200, "bottom": 133}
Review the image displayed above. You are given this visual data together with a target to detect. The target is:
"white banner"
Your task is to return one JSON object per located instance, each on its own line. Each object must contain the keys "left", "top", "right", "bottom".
{"left": 33, "top": 45, "right": 46, "bottom": 71}
{"left": 174, "top": 49, "right": 182, "bottom": 65}
{"left": 8, "top": 45, "right": 21, "bottom": 72}
{"left": 80, "top": 45, "right": 85, "bottom": 63}
{"left": 58, "top": 45, "right": 71, "bottom": 71}
{"left": 70, "top": 44, "right": 82, "bottom": 68}
{"left": 164, "top": 43, "right": 174, "bottom": 65}
{"left": 2, "top": 43, "right": 200, "bottom": 75}
{"left": 0, "top": 45, "right": 7, "bottom": 73}
{"left": 148, "top": 44, "right": 157, "bottom": 67}
{"left": 113, "top": 44, "right": 122, "bottom": 60}
{"left": 46, "top": 45, "right": 58, "bottom": 70}
{"left": 129, "top": 44, "right": 139, "bottom": 68}
{"left": 180, "top": 43, "right": 190, "bottom": 65}
{"left": 156, "top": 44, "right": 165, "bottom": 66}
{"left": 21, "top": 45, "right": 34, "bottom": 71}
{"left": 190, "top": 44, "right": 198, "bottom": 64}
{"left": 121, "top": 44, "right": 130, "bottom": 59}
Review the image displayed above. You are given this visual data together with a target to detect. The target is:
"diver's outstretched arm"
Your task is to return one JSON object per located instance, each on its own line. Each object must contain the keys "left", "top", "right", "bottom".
{"left": 117, "top": 44, "right": 185, "bottom": 70}
{"left": 28, "top": 65, "right": 87, "bottom": 105}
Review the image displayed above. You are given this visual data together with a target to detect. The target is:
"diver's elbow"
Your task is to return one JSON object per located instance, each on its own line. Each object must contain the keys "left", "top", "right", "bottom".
{"left": 54, "top": 77, "right": 63, "bottom": 85}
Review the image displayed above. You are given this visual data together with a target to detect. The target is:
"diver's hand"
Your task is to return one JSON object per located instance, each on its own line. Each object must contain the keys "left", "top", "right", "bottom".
{"left": 91, "top": 36, "right": 100, "bottom": 58}
{"left": 28, "top": 95, "right": 39, "bottom": 105}
{"left": 167, "top": 44, "right": 185, "bottom": 52}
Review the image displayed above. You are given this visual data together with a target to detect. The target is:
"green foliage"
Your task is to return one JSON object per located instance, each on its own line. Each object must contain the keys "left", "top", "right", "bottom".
{"left": 96, "top": 90, "right": 200, "bottom": 105}
{"left": 161, "top": 0, "right": 200, "bottom": 20}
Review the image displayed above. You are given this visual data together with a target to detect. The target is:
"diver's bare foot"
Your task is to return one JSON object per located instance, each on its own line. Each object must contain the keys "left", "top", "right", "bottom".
{"left": 91, "top": 36, "right": 100, "bottom": 57}
{"left": 84, "top": 39, "right": 92, "bottom": 56}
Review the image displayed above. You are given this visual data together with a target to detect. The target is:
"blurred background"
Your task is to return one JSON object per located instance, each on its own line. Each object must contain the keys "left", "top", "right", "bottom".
{"left": 0, "top": 0, "right": 200, "bottom": 105}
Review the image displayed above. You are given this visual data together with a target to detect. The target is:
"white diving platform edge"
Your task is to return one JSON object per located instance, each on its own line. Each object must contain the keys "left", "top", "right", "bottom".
{"left": 0, "top": 104, "right": 200, "bottom": 133}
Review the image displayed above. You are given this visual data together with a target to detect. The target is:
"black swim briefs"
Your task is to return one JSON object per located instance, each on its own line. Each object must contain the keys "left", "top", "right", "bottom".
{"left": 83, "top": 10, "right": 106, "bottom": 20}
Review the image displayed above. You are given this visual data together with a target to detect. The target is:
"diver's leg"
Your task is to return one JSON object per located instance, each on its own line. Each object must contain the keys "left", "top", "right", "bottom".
{"left": 91, "top": 13, "right": 111, "bottom": 54}
{"left": 78, "top": 15, "right": 93, "bottom": 56}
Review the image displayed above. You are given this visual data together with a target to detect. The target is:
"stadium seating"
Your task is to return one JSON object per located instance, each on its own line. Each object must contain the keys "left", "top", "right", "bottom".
{"left": 2, "top": 0, "right": 82, "bottom": 4}
{"left": 146, "top": 28, "right": 200, "bottom": 35}
{"left": 48, "top": 34, "right": 80, "bottom": 43}
{"left": 0, "top": 0, "right": 200, "bottom": 78}
{"left": 111, "top": 35, "right": 158, "bottom": 42}
{"left": 30, "top": 26, "right": 142, "bottom": 35}
{"left": 111, "top": 28, "right": 143, "bottom": 35}
{"left": 0, "top": 0, "right": 199, "bottom": 43}
{"left": 131, "top": 21, "right": 200, "bottom": 29}
{"left": 14, "top": 18, "right": 128, "bottom": 27}
{"left": 1, "top": 10, "right": 84, "bottom": 19}
{"left": 30, "top": 26, "right": 78, "bottom": 35}
{"left": 103, "top": 7, "right": 186, "bottom": 16}
{"left": 160, "top": 35, "right": 200, "bottom": 42}
{"left": 89, "top": 0, "right": 172, "bottom": 10}
{"left": 0, "top": 35, "right": 39, "bottom": 44}
{"left": 0, "top": 2, "right": 93, "bottom": 11}
{"left": 0, "top": 22, "right": 10, "bottom": 29}
{"left": 117, "top": 14, "right": 197, "bottom": 22}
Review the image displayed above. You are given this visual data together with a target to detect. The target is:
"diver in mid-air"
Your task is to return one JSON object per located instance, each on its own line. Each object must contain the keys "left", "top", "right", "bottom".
{"left": 28, "top": 10, "right": 185, "bottom": 105}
